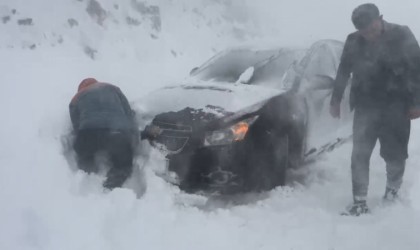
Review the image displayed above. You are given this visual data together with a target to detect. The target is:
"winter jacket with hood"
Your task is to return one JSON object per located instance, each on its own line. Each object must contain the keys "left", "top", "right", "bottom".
{"left": 69, "top": 78, "right": 136, "bottom": 131}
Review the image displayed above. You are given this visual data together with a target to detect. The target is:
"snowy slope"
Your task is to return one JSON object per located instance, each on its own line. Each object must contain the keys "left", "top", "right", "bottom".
{"left": 2, "top": 1, "right": 420, "bottom": 250}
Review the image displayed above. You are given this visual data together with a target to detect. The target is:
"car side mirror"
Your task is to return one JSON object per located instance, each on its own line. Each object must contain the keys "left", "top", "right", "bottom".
{"left": 236, "top": 66, "right": 254, "bottom": 85}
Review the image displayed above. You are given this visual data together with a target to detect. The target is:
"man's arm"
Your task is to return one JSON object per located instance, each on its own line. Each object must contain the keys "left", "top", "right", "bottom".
{"left": 69, "top": 102, "right": 79, "bottom": 131}
{"left": 114, "top": 87, "right": 138, "bottom": 134}
{"left": 115, "top": 88, "right": 135, "bottom": 119}
{"left": 114, "top": 87, "right": 140, "bottom": 146}
{"left": 330, "top": 34, "right": 354, "bottom": 106}
{"left": 401, "top": 26, "right": 420, "bottom": 109}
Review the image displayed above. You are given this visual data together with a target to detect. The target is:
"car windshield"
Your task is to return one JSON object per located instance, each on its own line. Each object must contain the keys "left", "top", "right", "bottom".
{"left": 191, "top": 48, "right": 281, "bottom": 82}
{"left": 248, "top": 49, "right": 304, "bottom": 87}
{"left": 190, "top": 43, "right": 340, "bottom": 90}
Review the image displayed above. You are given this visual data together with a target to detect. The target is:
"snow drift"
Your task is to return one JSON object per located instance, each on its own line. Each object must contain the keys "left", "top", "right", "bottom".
{"left": 2, "top": 0, "right": 420, "bottom": 250}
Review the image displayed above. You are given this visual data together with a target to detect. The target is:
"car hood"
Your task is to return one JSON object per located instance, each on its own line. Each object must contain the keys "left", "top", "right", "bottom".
{"left": 133, "top": 80, "right": 284, "bottom": 121}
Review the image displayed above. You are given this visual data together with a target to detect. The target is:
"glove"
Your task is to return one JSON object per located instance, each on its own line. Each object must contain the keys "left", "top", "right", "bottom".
{"left": 141, "top": 125, "right": 162, "bottom": 140}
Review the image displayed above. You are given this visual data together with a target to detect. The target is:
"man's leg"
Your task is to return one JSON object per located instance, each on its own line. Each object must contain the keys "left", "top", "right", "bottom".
{"left": 383, "top": 160, "right": 405, "bottom": 200}
{"left": 73, "top": 130, "right": 98, "bottom": 173}
{"left": 103, "top": 131, "right": 134, "bottom": 189}
{"left": 379, "top": 102, "right": 411, "bottom": 199}
{"left": 350, "top": 107, "right": 379, "bottom": 202}
{"left": 342, "top": 107, "right": 380, "bottom": 216}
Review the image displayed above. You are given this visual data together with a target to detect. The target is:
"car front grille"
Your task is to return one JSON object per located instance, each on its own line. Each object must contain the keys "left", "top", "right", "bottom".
{"left": 152, "top": 121, "right": 193, "bottom": 154}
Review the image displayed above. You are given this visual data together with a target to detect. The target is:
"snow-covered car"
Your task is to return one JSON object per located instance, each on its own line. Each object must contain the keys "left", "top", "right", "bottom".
{"left": 135, "top": 40, "right": 351, "bottom": 194}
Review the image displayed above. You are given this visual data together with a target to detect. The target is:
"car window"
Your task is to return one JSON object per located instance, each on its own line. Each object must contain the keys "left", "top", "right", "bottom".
{"left": 279, "top": 40, "right": 344, "bottom": 92}
{"left": 296, "top": 40, "right": 344, "bottom": 92}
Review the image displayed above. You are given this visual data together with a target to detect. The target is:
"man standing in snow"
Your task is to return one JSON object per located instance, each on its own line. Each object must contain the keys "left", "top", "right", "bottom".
{"left": 69, "top": 78, "right": 138, "bottom": 190}
{"left": 330, "top": 3, "right": 420, "bottom": 216}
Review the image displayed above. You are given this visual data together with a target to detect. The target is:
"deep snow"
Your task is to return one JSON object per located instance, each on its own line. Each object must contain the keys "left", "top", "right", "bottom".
{"left": 2, "top": 1, "right": 420, "bottom": 250}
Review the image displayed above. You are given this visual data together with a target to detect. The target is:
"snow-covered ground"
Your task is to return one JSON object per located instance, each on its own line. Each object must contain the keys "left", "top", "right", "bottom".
{"left": 2, "top": 0, "right": 420, "bottom": 249}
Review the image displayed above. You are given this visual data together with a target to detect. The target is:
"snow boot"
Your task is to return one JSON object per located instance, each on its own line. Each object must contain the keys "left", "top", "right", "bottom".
{"left": 341, "top": 200, "right": 370, "bottom": 216}
{"left": 383, "top": 187, "right": 399, "bottom": 203}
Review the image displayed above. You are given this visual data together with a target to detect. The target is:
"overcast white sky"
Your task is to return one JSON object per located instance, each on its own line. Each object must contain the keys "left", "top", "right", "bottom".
{"left": 247, "top": 0, "right": 420, "bottom": 46}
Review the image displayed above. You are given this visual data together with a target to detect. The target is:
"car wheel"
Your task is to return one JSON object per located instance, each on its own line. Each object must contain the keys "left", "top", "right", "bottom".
{"left": 244, "top": 131, "right": 289, "bottom": 191}
{"left": 271, "top": 133, "right": 289, "bottom": 186}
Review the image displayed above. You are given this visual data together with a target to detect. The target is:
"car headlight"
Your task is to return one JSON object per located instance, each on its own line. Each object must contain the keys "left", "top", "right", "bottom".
{"left": 204, "top": 116, "right": 259, "bottom": 146}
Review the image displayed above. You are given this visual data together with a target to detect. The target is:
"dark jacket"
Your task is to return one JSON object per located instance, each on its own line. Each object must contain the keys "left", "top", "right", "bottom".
{"left": 69, "top": 82, "right": 136, "bottom": 131}
{"left": 331, "top": 21, "right": 420, "bottom": 110}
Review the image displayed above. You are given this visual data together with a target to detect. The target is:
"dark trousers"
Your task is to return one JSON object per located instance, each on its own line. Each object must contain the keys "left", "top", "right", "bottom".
{"left": 351, "top": 101, "right": 410, "bottom": 200}
{"left": 74, "top": 129, "right": 134, "bottom": 189}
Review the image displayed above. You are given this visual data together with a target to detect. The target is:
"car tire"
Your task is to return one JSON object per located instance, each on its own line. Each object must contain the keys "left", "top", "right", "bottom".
{"left": 244, "top": 131, "right": 289, "bottom": 191}
{"left": 271, "top": 133, "right": 289, "bottom": 187}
